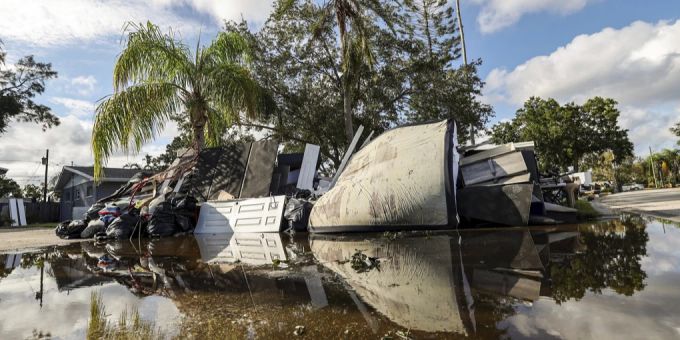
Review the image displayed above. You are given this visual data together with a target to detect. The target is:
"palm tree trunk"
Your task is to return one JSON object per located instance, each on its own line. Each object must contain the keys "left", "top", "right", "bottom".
{"left": 193, "top": 124, "right": 205, "bottom": 151}
{"left": 342, "top": 78, "right": 354, "bottom": 144}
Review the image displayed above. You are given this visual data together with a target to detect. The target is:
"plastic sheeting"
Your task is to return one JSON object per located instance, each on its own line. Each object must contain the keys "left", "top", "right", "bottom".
{"left": 309, "top": 120, "right": 457, "bottom": 232}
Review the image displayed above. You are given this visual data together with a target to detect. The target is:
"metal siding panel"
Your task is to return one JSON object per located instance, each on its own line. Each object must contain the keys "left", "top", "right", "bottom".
{"left": 297, "top": 144, "right": 321, "bottom": 191}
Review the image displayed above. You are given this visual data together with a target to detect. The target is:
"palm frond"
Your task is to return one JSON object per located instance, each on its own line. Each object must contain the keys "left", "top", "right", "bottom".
{"left": 202, "top": 63, "right": 260, "bottom": 122}
{"left": 200, "top": 32, "right": 252, "bottom": 70}
{"left": 92, "top": 82, "right": 181, "bottom": 180}
{"left": 114, "top": 22, "right": 193, "bottom": 91}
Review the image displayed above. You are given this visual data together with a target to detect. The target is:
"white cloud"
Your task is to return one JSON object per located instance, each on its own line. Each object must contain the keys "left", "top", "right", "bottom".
{"left": 71, "top": 75, "right": 98, "bottom": 96}
{"left": 51, "top": 97, "right": 96, "bottom": 118}
{"left": 483, "top": 20, "right": 680, "bottom": 154}
{"left": 0, "top": 114, "right": 171, "bottom": 186}
{"left": 473, "top": 0, "right": 594, "bottom": 33}
{"left": 0, "top": 0, "right": 275, "bottom": 47}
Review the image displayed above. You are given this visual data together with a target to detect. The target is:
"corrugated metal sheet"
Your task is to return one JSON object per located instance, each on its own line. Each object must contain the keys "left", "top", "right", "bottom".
{"left": 309, "top": 120, "right": 454, "bottom": 231}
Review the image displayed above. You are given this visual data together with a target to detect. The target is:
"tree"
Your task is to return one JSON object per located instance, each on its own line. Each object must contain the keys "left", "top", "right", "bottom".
{"left": 490, "top": 97, "right": 633, "bottom": 173}
{"left": 230, "top": 1, "right": 492, "bottom": 169}
{"left": 91, "top": 22, "right": 262, "bottom": 179}
{"left": 401, "top": 0, "right": 492, "bottom": 142}
{"left": 227, "top": 4, "right": 401, "bottom": 168}
{"left": 23, "top": 183, "right": 42, "bottom": 201}
{"left": 0, "top": 44, "right": 59, "bottom": 134}
{"left": 671, "top": 122, "right": 680, "bottom": 145}
{"left": 0, "top": 175, "right": 22, "bottom": 198}
{"left": 550, "top": 215, "right": 648, "bottom": 304}
{"left": 278, "top": 0, "right": 396, "bottom": 144}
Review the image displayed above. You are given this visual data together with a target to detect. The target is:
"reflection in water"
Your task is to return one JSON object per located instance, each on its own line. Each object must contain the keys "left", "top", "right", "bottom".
{"left": 0, "top": 215, "right": 661, "bottom": 339}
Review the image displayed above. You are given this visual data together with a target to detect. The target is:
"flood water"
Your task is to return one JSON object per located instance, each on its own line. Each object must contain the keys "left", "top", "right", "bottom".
{"left": 1, "top": 214, "right": 679, "bottom": 339}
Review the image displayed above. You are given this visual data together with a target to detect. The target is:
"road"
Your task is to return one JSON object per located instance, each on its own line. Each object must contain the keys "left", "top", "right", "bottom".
{"left": 598, "top": 188, "right": 680, "bottom": 222}
{"left": 0, "top": 227, "right": 82, "bottom": 252}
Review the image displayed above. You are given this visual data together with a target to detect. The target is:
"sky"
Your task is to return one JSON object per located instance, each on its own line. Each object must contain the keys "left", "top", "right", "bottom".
{"left": 1, "top": 0, "right": 679, "bottom": 185}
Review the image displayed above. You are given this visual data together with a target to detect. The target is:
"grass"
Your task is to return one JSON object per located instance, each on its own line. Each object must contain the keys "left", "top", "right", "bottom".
{"left": 87, "top": 292, "right": 165, "bottom": 340}
{"left": 575, "top": 200, "right": 600, "bottom": 220}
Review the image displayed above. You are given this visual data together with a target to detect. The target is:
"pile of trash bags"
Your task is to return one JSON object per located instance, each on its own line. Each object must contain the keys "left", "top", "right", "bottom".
{"left": 55, "top": 171, "right": 199, "bottom": 240}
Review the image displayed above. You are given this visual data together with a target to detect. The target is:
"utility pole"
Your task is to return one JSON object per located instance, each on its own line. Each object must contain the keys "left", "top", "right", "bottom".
{"left": 455, "top": 0, "right": 476, "bottom": 145}
{"left": 41, "top": 149, "right": 48, "bottom": 202}
{"left": 649, "top": 146, "right": 658, "bottom": 188}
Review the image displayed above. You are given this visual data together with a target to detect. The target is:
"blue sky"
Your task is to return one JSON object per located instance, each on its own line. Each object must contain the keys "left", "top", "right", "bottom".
{"left": 1, "top": 0, "right": 679, "bottom": 184}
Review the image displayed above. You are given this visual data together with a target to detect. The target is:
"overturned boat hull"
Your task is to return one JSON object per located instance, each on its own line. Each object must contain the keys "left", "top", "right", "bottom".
{"left": 309, "top": 120, "right": 459, "bottom": 233}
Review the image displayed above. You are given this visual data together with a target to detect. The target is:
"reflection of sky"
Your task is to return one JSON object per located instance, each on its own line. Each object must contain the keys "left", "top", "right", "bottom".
{"left": 0, "top": 263, "right": 181, "bottom": 339}
{"left": 503, "top": 220, "right": 680, "bottom": 339}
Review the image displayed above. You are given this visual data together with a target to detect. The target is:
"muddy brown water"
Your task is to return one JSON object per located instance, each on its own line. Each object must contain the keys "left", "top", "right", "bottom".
{"left": 0, "top": 214, "right": 678, "bottom": 339}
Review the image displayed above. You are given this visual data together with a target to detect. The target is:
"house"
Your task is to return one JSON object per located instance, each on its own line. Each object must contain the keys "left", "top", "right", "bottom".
{"left": 54, "top": 166, "right": 142, "bottom": 221}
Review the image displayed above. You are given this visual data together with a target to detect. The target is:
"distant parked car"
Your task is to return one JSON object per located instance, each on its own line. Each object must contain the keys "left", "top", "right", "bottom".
{"left": 622, "top": 183, "right": 644, "bottom": 191}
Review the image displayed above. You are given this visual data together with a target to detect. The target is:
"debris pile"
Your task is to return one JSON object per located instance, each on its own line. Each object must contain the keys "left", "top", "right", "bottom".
{"left": 56, "top": 118, "right": 582, "bottom": 239}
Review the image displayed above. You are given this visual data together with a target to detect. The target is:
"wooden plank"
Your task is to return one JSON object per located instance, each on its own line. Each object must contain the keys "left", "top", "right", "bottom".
{"left": 296, "top": 144, "right": 320, "bottom": 191}
{"left": 329, "top": 125, "right": 364, "bottom": 189}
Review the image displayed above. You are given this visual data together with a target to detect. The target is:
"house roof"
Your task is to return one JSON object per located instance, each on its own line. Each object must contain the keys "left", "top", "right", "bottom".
{"left": 54, "top": 166, "right": 144, "bottom": 191}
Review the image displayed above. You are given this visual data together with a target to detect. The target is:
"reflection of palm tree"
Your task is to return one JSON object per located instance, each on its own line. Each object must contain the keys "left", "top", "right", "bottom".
{"left": 549, "top": 216, "right": 648, "bottom": 303}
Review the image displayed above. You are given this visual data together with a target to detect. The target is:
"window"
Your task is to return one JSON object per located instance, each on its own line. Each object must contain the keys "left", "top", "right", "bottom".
{"left": 86, "top": 185, "right": 93, "bottom": 197}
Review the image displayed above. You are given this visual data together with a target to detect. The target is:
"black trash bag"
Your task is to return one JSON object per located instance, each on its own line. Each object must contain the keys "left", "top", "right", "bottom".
{"left": 55, "top": 220, "right": 87, "bottom": 239}
{"left": 284, "top": 198, "right": 312, "bottom": 232}
{"left": 83, "top": 202, "right": 106, "bottom": 223}
{"left": 105, "top": 214, "right": 140, "bottom": 240}
{"left": 171, "top": 195, "right": 197, "bottom": 212}
{"left": 81, "top": 219, "right": 106, "bottom": 239}
{"left": 171, "top": 195, "right": 197, "bottom": 232}
{"left": 147, "top": 202, "right": 178, "bottom": 237}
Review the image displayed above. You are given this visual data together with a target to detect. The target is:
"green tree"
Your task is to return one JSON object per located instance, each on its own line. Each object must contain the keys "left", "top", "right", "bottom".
{"left": 278, "top": 0, "right": 396, "bottom": 144}
{"left": 23, "top": 183, "right": 42, "bottom": 201}
{"left": 91, "top": 22, "right": 262, "bottom": 179}
{"left": 231, "top": 1, "right": 492, "bottom": 168}
{"left": 228, "top": 4, "right": 401, "bottom": 168}
{"left": 671, "top": 122, "right": 680, "bottom": 145}
{"left": 401, "top": 0, "right": 492, "bottom": 142}
{"left": 0, "top": 175, "right": 22, "bottom": 197}
{"left": 490, "top": 97, "right": 633, "bottom": 173}
{"left": 550, "top": 215, "right": 648, "bottom": 303}
{"left": 0, "top": 44, "right": 59, "bottom": 134}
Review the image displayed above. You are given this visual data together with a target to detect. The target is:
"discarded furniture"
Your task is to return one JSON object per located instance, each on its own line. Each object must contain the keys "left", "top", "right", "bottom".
{"left": 194, "top": 195, "right": 287, "bottom": 233}
{"left": 309, "top": 120, "right": 459, "bottom": 232}
{"left": 195, "top": 233, "right": 287, "bottom": 265}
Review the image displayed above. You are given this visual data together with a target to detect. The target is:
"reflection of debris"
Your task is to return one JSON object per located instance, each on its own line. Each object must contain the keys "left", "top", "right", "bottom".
{"left": 350, "top": 250, "right": 380, "bottom": 273}
{"left": 395, "top": 329, "right": 414, "bottom": 340}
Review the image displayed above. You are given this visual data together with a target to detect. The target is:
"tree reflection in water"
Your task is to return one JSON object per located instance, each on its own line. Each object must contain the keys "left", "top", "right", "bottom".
{"left": 548, "top": 215, "right": 648, "bottom": 303}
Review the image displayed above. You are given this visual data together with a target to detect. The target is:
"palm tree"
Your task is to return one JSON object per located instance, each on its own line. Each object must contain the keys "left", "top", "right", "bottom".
{"left": 279, "top": 0, "right": 393, "bottom": 143}
{"left": 91, "top": 22, "right": 260, "bottom": 179}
